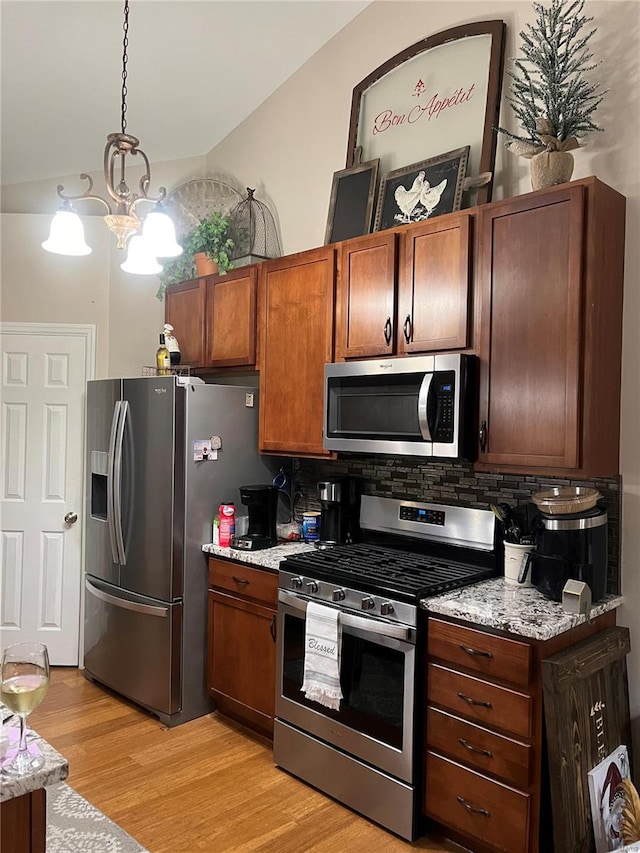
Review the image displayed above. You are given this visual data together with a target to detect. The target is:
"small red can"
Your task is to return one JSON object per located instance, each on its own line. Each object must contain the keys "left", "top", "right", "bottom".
{"left": 218, "top": 502, "right": 236, "bottom": 548}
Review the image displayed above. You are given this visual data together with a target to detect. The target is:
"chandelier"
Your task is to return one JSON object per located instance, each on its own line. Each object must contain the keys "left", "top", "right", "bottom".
{"left": 41, "top": 0, "right": 181, "bottom": 274}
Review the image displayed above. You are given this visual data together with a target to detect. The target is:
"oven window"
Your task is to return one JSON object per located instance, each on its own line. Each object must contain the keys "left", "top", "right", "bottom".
{"left": 281, "top": 612, "right": 405, "bottom": 750}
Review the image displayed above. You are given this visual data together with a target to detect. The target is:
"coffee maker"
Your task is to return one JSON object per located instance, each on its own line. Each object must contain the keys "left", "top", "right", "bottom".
{"left": 231, "top": 484, "right": 278, "bottom": 551}
{"left": 317, "top": 477, "right": 360, "bottom": 547}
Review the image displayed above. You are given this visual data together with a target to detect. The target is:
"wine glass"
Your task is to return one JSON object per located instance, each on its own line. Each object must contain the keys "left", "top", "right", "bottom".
{"left": 1, "top": 642, "right": 50, "bottom": 776}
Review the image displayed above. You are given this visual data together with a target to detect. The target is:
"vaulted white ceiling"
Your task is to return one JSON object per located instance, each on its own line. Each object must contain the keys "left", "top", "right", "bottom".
{"left": 1, "top": 0, "right": 369, "bottom": 186}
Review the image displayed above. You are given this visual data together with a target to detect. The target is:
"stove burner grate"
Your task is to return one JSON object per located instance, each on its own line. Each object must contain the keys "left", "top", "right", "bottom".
{"left": 282, "top": 543, "right": 497, "bottom": 600}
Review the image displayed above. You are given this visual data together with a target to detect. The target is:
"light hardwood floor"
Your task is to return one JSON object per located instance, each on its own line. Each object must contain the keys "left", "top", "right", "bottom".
{"left": 30, "top": 668, "right": 465, "bottom": 853}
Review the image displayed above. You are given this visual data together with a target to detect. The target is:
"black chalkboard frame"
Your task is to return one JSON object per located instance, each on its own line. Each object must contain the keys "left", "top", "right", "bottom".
{"left": 324, "top": 159, "right": 379, "bottom": 245}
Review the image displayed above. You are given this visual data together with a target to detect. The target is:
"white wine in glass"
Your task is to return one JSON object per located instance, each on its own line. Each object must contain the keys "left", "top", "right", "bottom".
{"left": 1, "top": 642, "right": 50, "bottom": 776}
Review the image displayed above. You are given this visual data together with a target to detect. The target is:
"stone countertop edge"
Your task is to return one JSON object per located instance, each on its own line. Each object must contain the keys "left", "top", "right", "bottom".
{"left": 0, "top": 730, "right": 69, "bottom": 802}
{"left": 421, "top": 577, "right": 623, "bottom": 641}
{"left": 203, "top": 541, "right": 316, "bottom": 571}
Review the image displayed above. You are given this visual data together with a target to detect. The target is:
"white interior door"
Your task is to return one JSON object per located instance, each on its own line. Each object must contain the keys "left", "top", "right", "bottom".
{"left": 1, "top": 323, "right": 95, "bottom": 664}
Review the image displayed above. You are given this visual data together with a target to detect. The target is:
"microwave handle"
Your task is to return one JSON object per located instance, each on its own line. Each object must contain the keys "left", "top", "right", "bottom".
{"left": 417, "top": 373, "right": 433, "bottom": 441}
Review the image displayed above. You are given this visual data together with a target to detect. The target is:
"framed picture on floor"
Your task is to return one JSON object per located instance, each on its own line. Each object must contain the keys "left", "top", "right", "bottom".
{"left": 324, "top": 159, "right": 379, "bottom": 244}
{"left": 373, "top": 146, "right": 469, "bottom": 232}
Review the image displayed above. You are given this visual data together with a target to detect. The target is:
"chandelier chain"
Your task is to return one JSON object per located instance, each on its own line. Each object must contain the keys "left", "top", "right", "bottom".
{"left": 121, "top": 0, "right": 129, "bottom": 134}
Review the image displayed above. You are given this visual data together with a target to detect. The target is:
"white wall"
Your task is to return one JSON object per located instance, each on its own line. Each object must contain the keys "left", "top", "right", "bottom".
{"left": 203, "top": 0, "right": 640, "bottom": 761}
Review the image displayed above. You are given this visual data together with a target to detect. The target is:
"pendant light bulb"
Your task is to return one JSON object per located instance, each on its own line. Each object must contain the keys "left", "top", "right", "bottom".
{"left": 142, "top": 208, "right": 183, "bottom": 258}
{"left": 42, "top": 208, "right": 92, "bottom": 256}
{"left": 120, "top": 235, "right": 163, "bottom": 275}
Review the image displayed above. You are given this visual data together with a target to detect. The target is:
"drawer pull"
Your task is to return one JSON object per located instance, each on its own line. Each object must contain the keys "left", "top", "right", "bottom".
{"left": 457, "top": 796, "right": 490, "bottom": 817}
{"left": 458, "top": 691, "right": 493, "bottom": 709}
{"left": 232, "top": 576, "right": 250, "bottom": 585}
{"left": 459, "top": 738, "right": 493, "bottom": 758}
{"left": 459, "top": 644, "right": 493, "bottom": 659}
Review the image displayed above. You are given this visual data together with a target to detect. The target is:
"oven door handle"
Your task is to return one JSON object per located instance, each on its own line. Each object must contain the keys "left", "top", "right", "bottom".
{"left": 277, "top": 590, "right": 415, "bottom": 642}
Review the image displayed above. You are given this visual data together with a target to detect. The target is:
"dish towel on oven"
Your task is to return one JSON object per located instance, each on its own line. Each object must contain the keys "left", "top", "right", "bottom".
{"left": 301, "top": 602, "right": 343, "bottom": 710}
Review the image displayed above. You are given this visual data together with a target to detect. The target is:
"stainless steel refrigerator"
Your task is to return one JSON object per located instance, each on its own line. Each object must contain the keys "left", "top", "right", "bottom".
{"left": 83, "top": 376, "right": 276, "bottom": 726}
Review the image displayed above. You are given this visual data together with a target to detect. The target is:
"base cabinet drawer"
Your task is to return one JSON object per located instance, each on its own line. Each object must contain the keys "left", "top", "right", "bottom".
{"left": 428, "top": 663, "right": 533, "bottom": 738}
{"left": 208, "top": 558, "right": 277, "bottom": 606}
{"left": 427, "top": 707, "right": 532, "bottom": 788}
{"left": 425, "top": 752, "right": 530, "bottom": 853}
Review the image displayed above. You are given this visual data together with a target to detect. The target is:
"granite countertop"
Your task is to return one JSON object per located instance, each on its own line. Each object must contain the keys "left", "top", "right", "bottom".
{"left": 0, "top": 721, "right": 69, "bottom": 802}
{"left": 203, "top": 541, "right": 316, "bottom": 571}
{"left": 421, "top": 577, "right": 623, "bottom": 641}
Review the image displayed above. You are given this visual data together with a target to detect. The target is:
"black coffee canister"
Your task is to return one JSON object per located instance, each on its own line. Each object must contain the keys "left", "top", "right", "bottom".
{"left": 525, "top": 507, "right": 608, "bottom": 602}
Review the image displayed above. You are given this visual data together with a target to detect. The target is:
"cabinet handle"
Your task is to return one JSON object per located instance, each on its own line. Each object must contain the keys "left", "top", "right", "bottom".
{"left": 457, "top": 796, "right": 490, "bottom": 817}
{"left": 479, "top": 420, "right": 487, "bottom": 452}
{"left": 457, "top": 691, "right": 492, "bottom": 709}
{"left": 458, "top": 738, "right": 493, "bottom": 758}
{"left": 383, "top": 316, "right": 392, "bottom": 346}
{"left": 232, "top": 576, "right": 250, "bottom": 585}
{"left": 459, "top": 644, "right": 493, "bottom": 659}
{"left": 270, "top": 614, "right": 277, "bottom": 642}
{"left": 403, "top": 314, "right": 412, "bottom": 344}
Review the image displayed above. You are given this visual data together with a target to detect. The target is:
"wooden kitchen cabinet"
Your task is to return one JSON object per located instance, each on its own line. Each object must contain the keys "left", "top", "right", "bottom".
{"left": 207, "top": 558, "right": 278, "bottom": 737}
{"left": 165, "top": 266, "right": 258, "bottom": 369}
{"left": 476, "top": 177, "right": 625, "bottom": 477}
{"left": 164, "top": 277, "right": 206, "bottom": 367}
{"left": 258, "top": 245, "right": 336, "bottom": 456}
{"left": 398, "top": 213, "right": 472, "bottom": 353}
{"left": 334, "top": 213, "right": 472, "bottom": 360}
{"left": 205, "top": 266, "right": 257, "bottom": 367}
{"left": 423, "top": 611, "right": 617, "bottom": 853}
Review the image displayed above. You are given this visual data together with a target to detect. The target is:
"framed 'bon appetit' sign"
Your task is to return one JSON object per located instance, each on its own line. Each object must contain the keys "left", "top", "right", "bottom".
{"left": 346, "top": 21, "right": 506, "bottom": 206}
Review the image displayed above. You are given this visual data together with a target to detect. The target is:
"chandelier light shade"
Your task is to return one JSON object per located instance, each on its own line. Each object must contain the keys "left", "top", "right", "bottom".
{"left": 142, "top": 207, "right": 183, "bottom": 258}
{"left": 41, "top": 204, "right": 92, "bottom": 256}
{"left": 42, "top": 0, "right": 178, "bottom": 274}
{"left": 120, "top": 235, "right": 163, "bottom": 275}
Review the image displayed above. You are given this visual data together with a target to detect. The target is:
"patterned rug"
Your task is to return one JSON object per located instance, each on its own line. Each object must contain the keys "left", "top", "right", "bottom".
{"left": 47, "top": 782, "right": 148, "bottom": 853}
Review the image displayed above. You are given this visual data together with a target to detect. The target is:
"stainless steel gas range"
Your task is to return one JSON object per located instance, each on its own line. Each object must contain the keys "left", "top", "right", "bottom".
{"left": 273, "top": 495, "right": 499, "bottom": 841}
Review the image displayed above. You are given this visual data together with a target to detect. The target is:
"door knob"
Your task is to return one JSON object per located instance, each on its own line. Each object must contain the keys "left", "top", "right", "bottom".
{"left": 64, "top": 512, "right": 78, "bottom": 525}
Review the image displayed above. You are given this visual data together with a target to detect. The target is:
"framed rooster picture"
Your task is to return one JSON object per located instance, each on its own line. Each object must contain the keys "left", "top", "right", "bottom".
{"left": 373, "top": 146, "right": 470, "bottom": 232}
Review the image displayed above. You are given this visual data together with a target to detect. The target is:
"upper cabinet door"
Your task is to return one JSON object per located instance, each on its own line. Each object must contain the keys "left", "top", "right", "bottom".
{"left": 477, "top": 186, "right": 585, "bottom": 470}
{"left": 206, "top": 266, "right": 258, "bottom": 368}
{"left": 397, "top": 213, "right": 472, "bottom": 354}
{"left": 165, "top": 278, "right": 206, "bottom": 368}
{"left": 335, "top": 232, "right": 397, "bottom": 360}
{"left": 258, "top": 246, "right": 336, "bottom": 457}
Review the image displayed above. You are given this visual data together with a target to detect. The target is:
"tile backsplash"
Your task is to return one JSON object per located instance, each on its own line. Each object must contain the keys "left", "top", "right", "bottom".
{"left": 292, "top": 456, "right": 621, "bottom": 594}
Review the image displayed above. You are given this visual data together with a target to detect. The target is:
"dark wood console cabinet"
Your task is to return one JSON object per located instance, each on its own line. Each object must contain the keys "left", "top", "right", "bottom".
{"left": 423, "top": 610, "right": 617, "bottom": 853}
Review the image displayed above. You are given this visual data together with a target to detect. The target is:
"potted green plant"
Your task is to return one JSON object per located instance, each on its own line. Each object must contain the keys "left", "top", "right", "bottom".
{"left": 187, "top": 212, "right": 235, "bottom": 277}
{"left": 155, "top": 212, "right": 235, "bottom": 300}
{"left": 496, "top": 0, "right": 606, "bottom": 190}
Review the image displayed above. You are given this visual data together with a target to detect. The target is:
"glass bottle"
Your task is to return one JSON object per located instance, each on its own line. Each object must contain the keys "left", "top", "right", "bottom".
{"left": 156, "top": 334, "right": 170, "bottom": 375}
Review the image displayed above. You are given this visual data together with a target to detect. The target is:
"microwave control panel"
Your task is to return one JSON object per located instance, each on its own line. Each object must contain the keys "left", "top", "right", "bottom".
{"left": 431, "top": 372, "right": 455, "bottom": 442}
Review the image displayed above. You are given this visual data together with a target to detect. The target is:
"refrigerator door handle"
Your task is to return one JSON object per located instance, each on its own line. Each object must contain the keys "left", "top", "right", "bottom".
{"left": 113, "top": 400, "right": 128, "bottom": 565}
{"left": 106, "top": 401, "right": 122, "bottom": 565}
{"left": 85, "top": 579, "right": 169, "bottom": 618}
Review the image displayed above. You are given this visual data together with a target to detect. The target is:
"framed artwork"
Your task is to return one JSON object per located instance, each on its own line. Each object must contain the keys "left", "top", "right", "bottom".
{"left": 373, "top": 146, "right": 469, "bottom": 232}
{"left": 324, "top": 159, "right": 379, "bottom": 244}
{"left": 345, "top": 21, "right": 505, "bottom": 206}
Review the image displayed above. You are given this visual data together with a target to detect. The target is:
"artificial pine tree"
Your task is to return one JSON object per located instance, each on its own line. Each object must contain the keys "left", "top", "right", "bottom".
{"left": 497, "top": 0, "right": 606, "bottom": 182}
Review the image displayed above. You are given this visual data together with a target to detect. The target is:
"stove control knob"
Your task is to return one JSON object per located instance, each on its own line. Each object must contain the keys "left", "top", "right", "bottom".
{"left": 290, "top": 576, "right": 303, "bottom": 589}
{"left": 380, "top": 602, "right": 395, "bottom": 616}
{"left": 332, "top": 588, "right": 346, "bottom": 602}
{"left": 361, "top": 596, "right": 375, "bottom": 611}
{"left": 306, "top": 580, "right": 319, "bottom": 593}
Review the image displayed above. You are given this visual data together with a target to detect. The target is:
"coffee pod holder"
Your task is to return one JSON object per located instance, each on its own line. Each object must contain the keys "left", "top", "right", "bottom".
{"left": 561, "top": 579, "right": 592, "bottom": 617}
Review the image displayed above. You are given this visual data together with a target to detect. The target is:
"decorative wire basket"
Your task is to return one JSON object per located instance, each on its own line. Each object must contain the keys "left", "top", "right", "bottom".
{"left": 142, "top": 366, "right": 191, "bottom": 377}
{"left": 228, "top": 188, "right": 282, "bottom": 265}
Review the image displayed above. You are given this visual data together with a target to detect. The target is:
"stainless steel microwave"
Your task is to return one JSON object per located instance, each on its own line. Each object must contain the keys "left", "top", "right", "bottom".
{"left": 323, "top": 354, "right": 472, "bottom": 458}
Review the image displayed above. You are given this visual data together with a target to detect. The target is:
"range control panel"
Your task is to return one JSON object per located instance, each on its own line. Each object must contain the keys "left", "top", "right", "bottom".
{"left": 399, "top": 505, "right": 446, "bottom": 526}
